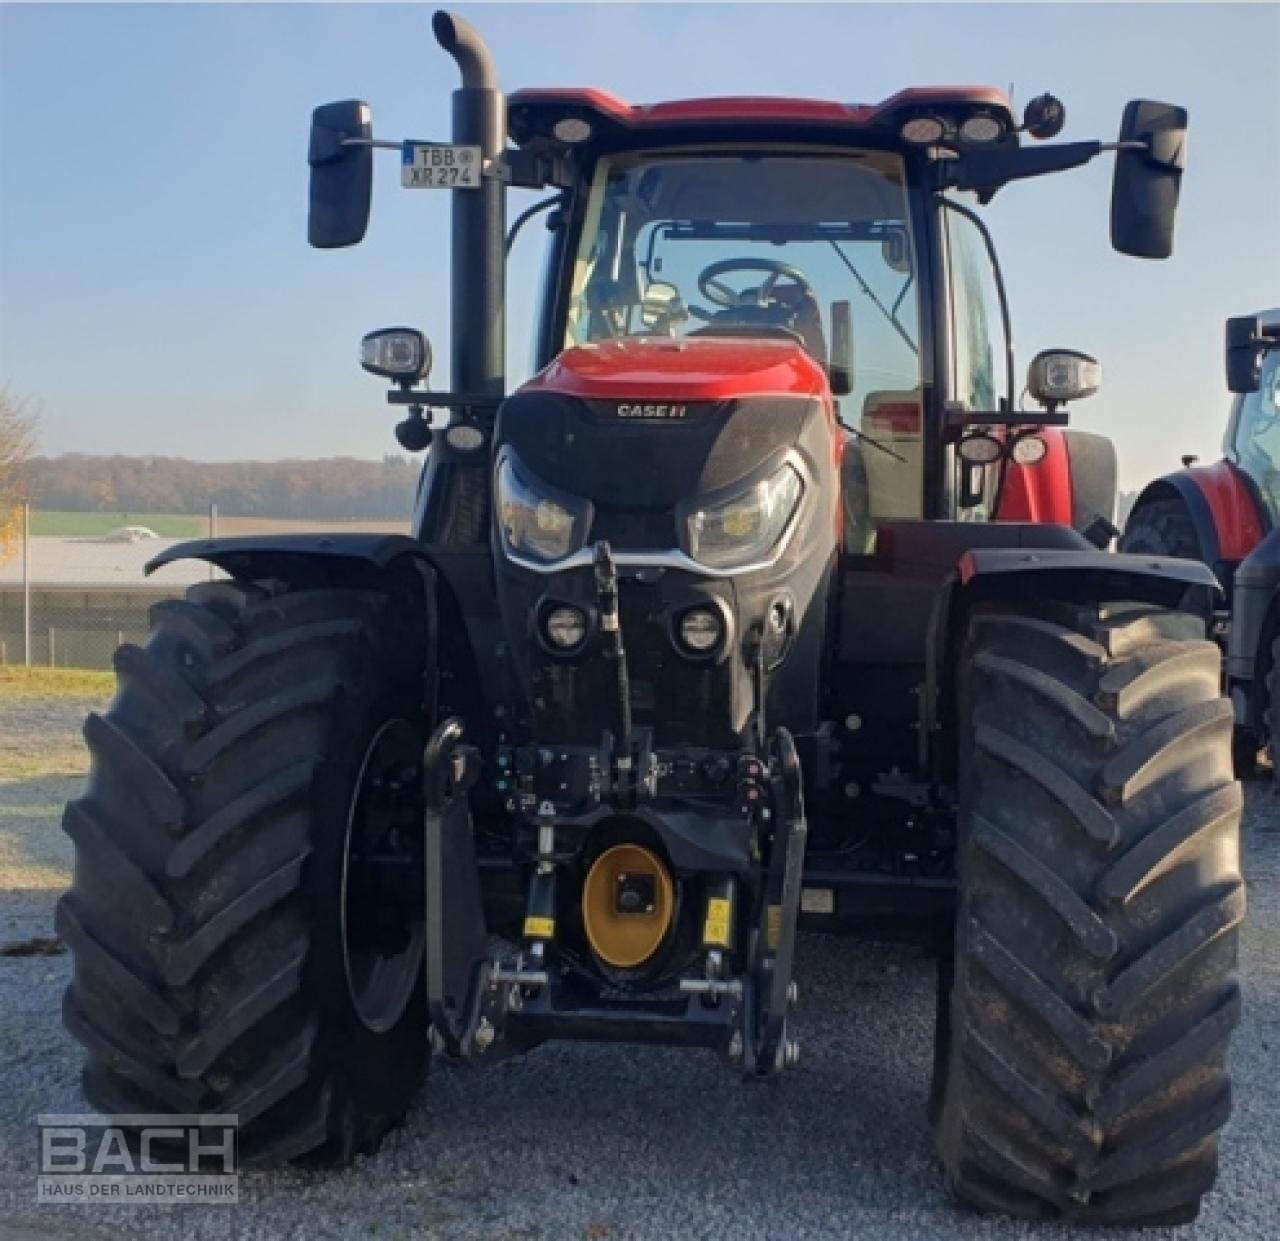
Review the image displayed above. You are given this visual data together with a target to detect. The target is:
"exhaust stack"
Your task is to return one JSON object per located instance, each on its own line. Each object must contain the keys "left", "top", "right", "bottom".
{"left": 432, "top": 10, "right": 506, "bottom": 399}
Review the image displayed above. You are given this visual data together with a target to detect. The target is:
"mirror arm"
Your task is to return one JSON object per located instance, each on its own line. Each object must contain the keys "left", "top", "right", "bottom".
{"left": 337, "top": 135, "right": 565, "bottom": 190}
{"left": 340, "top": 137, "right": 403, "bottom": 152}
{"left": 943, "top": 139, "right": 1102, "bottom": 194}
{"left": 387, "top": 388, "right": 502, "bottom": 417}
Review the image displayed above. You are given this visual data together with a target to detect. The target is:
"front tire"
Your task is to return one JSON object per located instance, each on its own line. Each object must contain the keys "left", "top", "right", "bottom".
{"left": 59, "top": 578, "right": 433, "bottom": 1166}
{"left": 934, "top": 601, "right": 1244, "bottom": 1224}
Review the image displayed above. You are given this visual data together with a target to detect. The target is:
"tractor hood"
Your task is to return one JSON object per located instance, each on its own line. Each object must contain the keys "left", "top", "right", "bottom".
{"left": 497, "top": 337, "right": 833, "bottom": 517}
{"left": 491, "top": 334, "right": 841, "bottom": 749}
{"left": 523, "top": 336, "right": 831, "bottom": 404}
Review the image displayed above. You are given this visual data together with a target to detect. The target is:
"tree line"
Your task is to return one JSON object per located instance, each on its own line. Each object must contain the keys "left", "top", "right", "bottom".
{"left": 26, "top": 454, "right": 421, "bottom": 520}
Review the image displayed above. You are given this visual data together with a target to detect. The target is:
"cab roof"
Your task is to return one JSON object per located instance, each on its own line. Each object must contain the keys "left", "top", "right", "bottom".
{"left": 508, "top": 86, "right": 1015, "bottom": 146}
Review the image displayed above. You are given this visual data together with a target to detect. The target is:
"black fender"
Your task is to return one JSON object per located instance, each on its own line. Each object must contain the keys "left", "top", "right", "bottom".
{"left": 1126, "top": 473, "right": 1222, "bottom": 566}
{"left": 1225, "top": 527, "right": 1280, "bottom": 733}
{"left": 146, "top": 532, "right": 505, "bottom": 737}
{"left": 145, "top": 532, "right": 432, "bottom": 583}
{"left": 924, "top": 548, "right": 1222, "bottom": 779}
{"left": 146, "top": 532, "right": 441, "bottom": 694}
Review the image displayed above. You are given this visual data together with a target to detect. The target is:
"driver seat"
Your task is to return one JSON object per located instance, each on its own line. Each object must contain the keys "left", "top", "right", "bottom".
{"left": 692, "top": 287, "right": 829, "bottom": 369}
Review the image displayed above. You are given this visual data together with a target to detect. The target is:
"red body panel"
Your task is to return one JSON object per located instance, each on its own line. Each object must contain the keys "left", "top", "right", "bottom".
{"left": 521, "top": 337, "right": 832, "bottom": 403}
{"left": 996, "top": 428, "right": 1074, "bottom": 526}
{"left": 508, "top": 86, "right": 1013, "bottom": 132}
{"left": 1188, "top": 460, "right": 1266, "bottom": 561}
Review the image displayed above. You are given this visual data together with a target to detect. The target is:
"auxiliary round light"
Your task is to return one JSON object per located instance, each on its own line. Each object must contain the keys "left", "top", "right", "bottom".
{"left": 552, "top": 117, "right": 593, "bottom": 144}
{"left": 959, "top": 114, "right": 1005, "bottom": 144}
{"left": 957, "top": 433, "right": 1004, "bottom": 466}
{"left": 1010, "top": 434, "right": 1049, "bottom": 465}
{"left": 679, "top": 607, "right": 722, "bottom": 654}
{"left": 444, "top": 423, "right": 485, "bottom": 452}
{"left": 901, "top": 116, "right": 946, "bottom": 145}
{"left": 544, "top": 605, "right": 588, "bottom": 650}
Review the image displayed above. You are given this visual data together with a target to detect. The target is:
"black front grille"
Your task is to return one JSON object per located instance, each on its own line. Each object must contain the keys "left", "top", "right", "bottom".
{"left": 589, "top": 508, "right": 678, "bottom": 549}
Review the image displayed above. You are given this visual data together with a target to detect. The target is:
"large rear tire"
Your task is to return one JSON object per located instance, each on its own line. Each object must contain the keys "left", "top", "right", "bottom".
{"left": 934, "top": 601, "right": 1244, "bottom": 1224}
{"left": 1118, "top": 497, "right": 1202, "bottom": 560}
{"left": 59, "top": 577, "right": 433, "bottom": 1165}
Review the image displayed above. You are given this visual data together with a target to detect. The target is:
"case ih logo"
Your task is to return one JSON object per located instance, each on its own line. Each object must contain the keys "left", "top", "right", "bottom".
{"left": 615, "top": 402, "right": 690, "bottom": 420}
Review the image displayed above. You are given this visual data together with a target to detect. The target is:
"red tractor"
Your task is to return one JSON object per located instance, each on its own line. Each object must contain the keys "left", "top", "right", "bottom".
{"left": 1122, "top": 308, "right": 1280, "bottom": 770}
{"left": 58, "top": 10, "right": 1243, "bottom": 1225}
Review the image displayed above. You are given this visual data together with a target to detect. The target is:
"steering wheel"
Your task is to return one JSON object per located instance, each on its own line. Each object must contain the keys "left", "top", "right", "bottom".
{"left": 697, "top": 257, "right": 815, "bottom": 312}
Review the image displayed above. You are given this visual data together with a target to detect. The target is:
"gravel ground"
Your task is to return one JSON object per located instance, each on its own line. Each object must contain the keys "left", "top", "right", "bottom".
{"left": 1, "top": 693, "right": 1277, "bottom": 1239}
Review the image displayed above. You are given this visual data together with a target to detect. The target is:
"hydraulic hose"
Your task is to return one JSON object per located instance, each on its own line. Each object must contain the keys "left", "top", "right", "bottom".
{"left": 593, "top": 541, "right": 633, "bottom": 774}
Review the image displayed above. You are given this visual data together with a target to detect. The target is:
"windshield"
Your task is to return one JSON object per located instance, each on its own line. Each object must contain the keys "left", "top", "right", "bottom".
{"left": 565, "top": 150, "right": 924, "bottom": 541}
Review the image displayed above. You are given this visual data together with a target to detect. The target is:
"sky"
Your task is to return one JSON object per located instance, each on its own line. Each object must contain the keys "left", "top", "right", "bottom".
{"left": 1, "top": 2, "right": 1278, "bottom": 489}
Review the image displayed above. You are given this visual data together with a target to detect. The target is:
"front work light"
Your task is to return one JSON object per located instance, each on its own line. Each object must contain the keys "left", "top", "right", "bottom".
{"left": 1010, "top": 434, "right": 1048, "bottom": 465}
{"left": 901, "top": 117, "right": 946, "bottom": 145}
{"left": 957, "top": 433, "right": 1003, "bottom": 466}
{"left": 1027, "top": 350, "right": 1102, "bottom": 409}
{"left": 444, "top": 423, "right": 486, "bottom": 452}
{"left": 361, "top": 328, "right": 431, "bottom": 382}
{"left": 552, "top": 117, "right": 593, "bottom": 144}
{"left": 958, "top": 114, "right": 1006, "bottom": 144}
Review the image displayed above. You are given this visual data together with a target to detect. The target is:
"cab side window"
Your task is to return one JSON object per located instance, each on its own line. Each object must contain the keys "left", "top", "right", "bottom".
{"left": 945, "top": 204, "right": 1006, "bottom": 414}
{"left": 943, "top": 202, "right": 1010, "bottom": 519}
{"left": 1232, "top": 348, "right": 1280, "bottom": 517}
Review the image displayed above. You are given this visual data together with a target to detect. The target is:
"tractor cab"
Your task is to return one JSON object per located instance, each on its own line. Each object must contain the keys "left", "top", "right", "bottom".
{"left": 525, "top": 127, "right": 927, "bottom": 549}
{"left": 506, "top": 87, "right": 1019, "bottom": 552}
{"left": 1223, "top": 308, "right": 1280, "bottom": 519}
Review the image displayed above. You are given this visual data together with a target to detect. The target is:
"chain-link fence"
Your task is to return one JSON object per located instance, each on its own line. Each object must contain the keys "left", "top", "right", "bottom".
{"left": 0, "top": 504, "right": 408, "bottom": 670}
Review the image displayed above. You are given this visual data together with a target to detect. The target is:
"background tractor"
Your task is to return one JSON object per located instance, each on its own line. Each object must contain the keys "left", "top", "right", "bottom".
{"left": 58, "top": 9, "right": 1243, "bottom": 1224}
{"left": 1122, "top": 308, "right": 1280, "bottom": 773}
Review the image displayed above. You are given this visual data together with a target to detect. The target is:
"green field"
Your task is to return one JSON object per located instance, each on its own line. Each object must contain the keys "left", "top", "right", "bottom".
{"left": 0, "top": 666, "right": 116, "bottom": 701}
{"left": 28, "top": 510, "right": 205, "bottom": 538}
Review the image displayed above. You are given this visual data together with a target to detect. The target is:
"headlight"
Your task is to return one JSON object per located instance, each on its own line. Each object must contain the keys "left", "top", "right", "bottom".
{"left": 686, "top": 464, "right": 804, "bottom": 570}
{"left": 496, "top": 456, "right": 589, "bottom": 564}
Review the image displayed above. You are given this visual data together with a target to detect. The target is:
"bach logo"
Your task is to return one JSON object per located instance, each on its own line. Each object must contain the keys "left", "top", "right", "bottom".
{"left": 37, "top": 1114, "right": 239, "bottom": 1204}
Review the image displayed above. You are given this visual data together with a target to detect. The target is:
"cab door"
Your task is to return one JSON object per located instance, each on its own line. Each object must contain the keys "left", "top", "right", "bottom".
{"left": 1225, "top": 345, "right": 1280, "bottom": 523}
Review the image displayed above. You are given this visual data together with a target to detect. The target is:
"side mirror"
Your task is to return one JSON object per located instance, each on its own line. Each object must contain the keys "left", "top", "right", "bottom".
{"left": 880, "top": 231, "right": 911, "bottom": 274}
{"left": 829, "top": 300, "right": 854, "bottom": 396}
{"left": 308, "top": 100, "right": 374, "bottom": 249}
{"left": 1110, "top": 99, "right": 1187, "bottom": 259}
{"left": 639, "top": 281, "right": 687, "bottom": 332}
{"left": 1027, "top": 349, "right": 1101, "bottom": 410}
{"left": 1226, "top": 315, "right": 1264, "bottom": 394}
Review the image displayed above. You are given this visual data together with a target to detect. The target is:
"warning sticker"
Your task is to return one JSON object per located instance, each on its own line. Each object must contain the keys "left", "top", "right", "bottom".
{"left": 703, "top": 898, "right": 732, "bottom": 948}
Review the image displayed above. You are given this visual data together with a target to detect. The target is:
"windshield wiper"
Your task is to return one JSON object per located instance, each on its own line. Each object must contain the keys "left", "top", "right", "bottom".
{"left": 840, "top": 420, "right": 907, "bottom": 464}
{"left": 829, "top": 242, "right": 918, "bottom": 356}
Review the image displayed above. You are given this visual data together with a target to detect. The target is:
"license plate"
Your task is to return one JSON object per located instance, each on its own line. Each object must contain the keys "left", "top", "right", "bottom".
{"left": 400, "top": 143, "right": 482, "bottom": 189}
